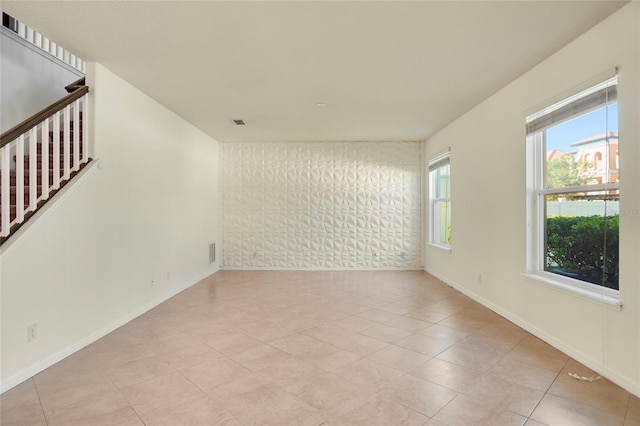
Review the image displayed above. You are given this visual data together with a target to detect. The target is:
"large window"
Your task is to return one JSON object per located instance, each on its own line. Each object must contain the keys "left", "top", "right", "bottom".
{"left": 526, "top": 76, "right": 619, "bottom": 295}
{"left": 429, "top": 152, "right": 451, "bottom": 249}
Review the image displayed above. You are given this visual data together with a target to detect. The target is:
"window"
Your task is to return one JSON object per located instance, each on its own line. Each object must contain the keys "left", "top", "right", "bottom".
{"left": 526, "top": 75, "right": 619, "bottom": 295}
{"left": 594, "top": 151, "right": 603, "bottom": 170}
{"left": 429, "top": 152, "right": 451, "bottom": 249}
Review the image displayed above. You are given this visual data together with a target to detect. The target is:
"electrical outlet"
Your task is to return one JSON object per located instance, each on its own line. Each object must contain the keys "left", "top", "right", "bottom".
{"left": 150, "top": 278, "right": 155, "bottom": 287}
{"left": 166, "top": 271, "right": 171, "bottom": 280}
{"left": 478, "top": 274, "right": 483, "bottom": 284}
{"left": 27, "top": 323, "right": 37, "bottom": 342}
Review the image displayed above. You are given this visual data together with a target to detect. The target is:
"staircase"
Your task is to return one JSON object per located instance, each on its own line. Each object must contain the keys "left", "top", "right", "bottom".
{"left": 0, "top": 78, "right": 91, "bottom": 245}
{"left": 6, "top": 129, "right": 83, "bottom": 216}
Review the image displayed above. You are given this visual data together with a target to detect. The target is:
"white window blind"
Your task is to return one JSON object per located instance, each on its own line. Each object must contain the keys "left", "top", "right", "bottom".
{"left": 429, "top": 152, "right": 450, "bottom": 171}
{"left": 526, "top": 76, "right": 617, "bottom": 135}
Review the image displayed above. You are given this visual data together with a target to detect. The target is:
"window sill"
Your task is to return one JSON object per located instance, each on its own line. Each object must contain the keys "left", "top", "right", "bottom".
{"left": 521, "top": 272, "right": 622, "bottom": 310}
{"left": 427, "top": 243, "right": 452, "bottom": 253}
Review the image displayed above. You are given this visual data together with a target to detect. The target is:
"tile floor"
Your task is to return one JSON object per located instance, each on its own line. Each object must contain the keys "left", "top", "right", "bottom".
{"left": 1, "top": 271, "right": 638, "bottom": 426}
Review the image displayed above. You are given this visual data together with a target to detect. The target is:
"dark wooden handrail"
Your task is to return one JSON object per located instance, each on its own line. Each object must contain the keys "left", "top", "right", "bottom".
{"left": 65, "top": 77, "right": 86, "bottom": 93}
{"left": 0, "top": 85, "right": 89, "bottom": 148}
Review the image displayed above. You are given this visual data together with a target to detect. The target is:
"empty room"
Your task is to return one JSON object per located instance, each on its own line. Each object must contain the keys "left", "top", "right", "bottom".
{"left": 0, "top": 1, "right": 638, "bottom": 425}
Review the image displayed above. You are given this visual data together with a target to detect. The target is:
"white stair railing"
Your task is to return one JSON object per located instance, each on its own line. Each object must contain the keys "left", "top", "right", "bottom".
{"left": 5, "top": 13, "right": 85, "bottom": 73}
{"left": 0, "top": 86, "right": 90, "bottom": 241}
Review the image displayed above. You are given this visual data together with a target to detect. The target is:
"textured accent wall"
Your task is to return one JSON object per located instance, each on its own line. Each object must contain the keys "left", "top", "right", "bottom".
{"left": 222, "top": 141, "right": 421, "bottom": 269}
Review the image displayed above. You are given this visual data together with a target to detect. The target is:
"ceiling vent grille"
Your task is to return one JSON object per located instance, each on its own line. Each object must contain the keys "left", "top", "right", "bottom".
{"left": 232, "top": 119, "right": 246, "bottom": 126}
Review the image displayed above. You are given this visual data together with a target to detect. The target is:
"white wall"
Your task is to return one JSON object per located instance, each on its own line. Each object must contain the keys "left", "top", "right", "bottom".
{"left": 0, "top": 27, "right": 82, "bottom": 131}
{"left": 0, "top": 63, "right": 222, "bottom": 392}
{"left": 424, "top": 3, "right": 639, "bottom": 395}
{"left": 222, "top": 141, "right": 422, "bottom": 269}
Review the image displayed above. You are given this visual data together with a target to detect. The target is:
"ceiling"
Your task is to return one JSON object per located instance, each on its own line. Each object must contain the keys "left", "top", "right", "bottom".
{"left": 3, "top": 1, "right": 627, "bottom": 143}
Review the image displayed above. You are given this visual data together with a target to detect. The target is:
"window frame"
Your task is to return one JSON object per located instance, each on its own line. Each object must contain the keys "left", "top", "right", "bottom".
{"left": 428, "top": 152, "right": 451, "bottom": 251}
{"left": 525, "top": 76, "right": 620, "bottom": 303}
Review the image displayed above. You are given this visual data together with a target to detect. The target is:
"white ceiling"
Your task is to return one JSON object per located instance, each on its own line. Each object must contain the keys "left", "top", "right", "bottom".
{"left": 3, "top": 1, "right": 627, "bottom": 143}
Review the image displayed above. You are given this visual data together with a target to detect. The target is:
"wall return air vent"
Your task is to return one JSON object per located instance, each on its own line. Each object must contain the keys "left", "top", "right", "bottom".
{"left": 232, "top": 119, "right": 246, "bottom": 126}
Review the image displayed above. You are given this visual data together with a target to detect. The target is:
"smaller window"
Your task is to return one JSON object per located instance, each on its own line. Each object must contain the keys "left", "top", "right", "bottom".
{"left": 594, "top": 152, "right": 603, "bottom": 170}
{"left": 429, "top": 152, "right": 451, "bottom": 249}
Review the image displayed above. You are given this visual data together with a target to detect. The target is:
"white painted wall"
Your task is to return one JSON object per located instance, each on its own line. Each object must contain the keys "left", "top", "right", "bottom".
{"left": 0, "top": 63, "right": 221, "bottom": 392}
{"left": 222, "top": 141, "right": 422, "bottom": 269}
{"left": 424, "top": 3, "right": 639, "bottom": 395}
{"left": 0, "top": 27, "right": 82, "bottom": 131}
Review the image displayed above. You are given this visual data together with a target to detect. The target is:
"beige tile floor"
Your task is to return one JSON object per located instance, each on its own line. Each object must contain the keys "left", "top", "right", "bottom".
{"left": 2, "top": 271, "right": 638, "bottom": 426}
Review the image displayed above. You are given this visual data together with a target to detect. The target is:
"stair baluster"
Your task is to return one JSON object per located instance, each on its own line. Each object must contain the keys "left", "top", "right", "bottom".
{"left": 0, "top": 84, "right": 90, "bottom": 242}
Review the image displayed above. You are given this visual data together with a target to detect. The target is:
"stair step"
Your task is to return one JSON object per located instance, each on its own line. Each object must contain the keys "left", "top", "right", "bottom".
{"left": 9, "top": 170, "right": 60, "bottom": 186}
{"left": 7, "top": 185, "right": 43, "bottom": 193}
{"left": 15, "top": 153, "right": 83, "bottom": 160}
{"left": 14, "top": 155, "right": 80, "bottom": 167}
{"left": 0, "top": 201, "right": 33, "bottom": 212}
{"left": 1, "top": 186, "right": 43, "bottom": 205}
{"left": 36, "top": 142, "right": 84, "bottom": 154}
{"left": 48, "top": 119, "right": 82, "bottom": 129}
{"left": 0, "top": 206, "right": 18, "bottom": 222}
{"left": 48, "top": 131, "right": 83, "bottom": 142}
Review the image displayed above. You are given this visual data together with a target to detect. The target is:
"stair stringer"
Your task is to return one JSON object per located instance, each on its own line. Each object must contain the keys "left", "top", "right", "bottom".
{"left": 0, "top": 160, "right": 99, "bottom": 254}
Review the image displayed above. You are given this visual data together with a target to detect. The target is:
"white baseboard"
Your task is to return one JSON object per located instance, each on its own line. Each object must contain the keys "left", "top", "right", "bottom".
{"left": 0, "top": 268, "right": 219, "bottom": 394}
{"left": 221, "top": 266, "right": 424, "bottom": 271}
{"left": 424, "top": 267, "right": 640, "bottom": 398}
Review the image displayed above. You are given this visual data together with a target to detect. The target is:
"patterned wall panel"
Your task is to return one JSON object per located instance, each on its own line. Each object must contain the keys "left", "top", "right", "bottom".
{"left": 222, "top": 141, "right": 421, "bottom": 269}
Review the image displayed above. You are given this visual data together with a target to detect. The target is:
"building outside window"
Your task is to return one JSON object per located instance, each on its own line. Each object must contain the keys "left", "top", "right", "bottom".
{"left": 429, "top": 152, "right": 451, "bottom": 249}
{"left": 526, "top": 75, "right": 619, "bottom": 295}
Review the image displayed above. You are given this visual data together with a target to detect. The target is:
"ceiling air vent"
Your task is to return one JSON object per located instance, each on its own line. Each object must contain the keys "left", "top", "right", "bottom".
{"left": 232, "top": 119, "right": 246, "bottom": 126}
